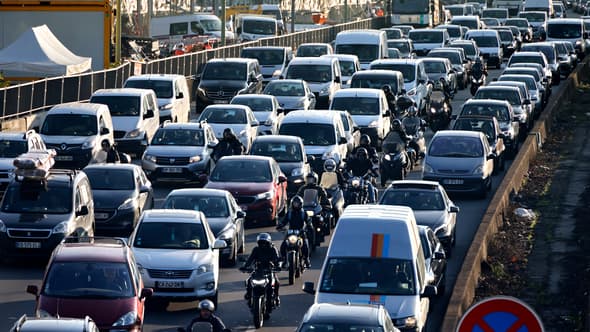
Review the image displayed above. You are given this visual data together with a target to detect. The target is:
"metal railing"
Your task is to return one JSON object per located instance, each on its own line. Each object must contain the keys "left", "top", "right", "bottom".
{"left": 0, "top": 16, "right": 387, "bottom": 121}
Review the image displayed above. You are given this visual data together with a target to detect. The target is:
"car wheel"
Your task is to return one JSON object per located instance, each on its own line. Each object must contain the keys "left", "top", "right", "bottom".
{"left": 238, "top": 230, "right": 245, "bottom": 254}
{"left": 226, "top": 239, "right": 237, "bottom": 267}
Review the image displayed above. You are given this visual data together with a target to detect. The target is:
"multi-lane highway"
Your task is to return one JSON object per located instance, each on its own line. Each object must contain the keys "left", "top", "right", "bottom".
{"left": 0, "top": 64, "right": 566, "bottom": 331}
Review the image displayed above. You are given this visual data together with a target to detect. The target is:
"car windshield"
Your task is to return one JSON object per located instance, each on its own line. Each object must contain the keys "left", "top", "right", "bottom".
{"left": 210, "top": 159, "right": 272, "bottom": 182}
{"left": 164, "top": 196, "right": 229, "bottom": 218}
{"left": 264, "top": 81, "right": 304, "bottom": 96}
{"left": 201, "top": 62, "right": 246, "bottom": 80}
{"left": 0, "top": 140, "right": 27, "bottom": 158}
{"left": 90, "top": 96, "right": 141, "bottom": 117}
{"left": 509, "top": 55, "right": 545, "bottom": 66}
{"left": 388, "top": 48, "right": 401, "bottom": 58}
{"left": 461, "top": 104, "right": 511, "bottom": 122}
{"left": 331, "top": 97, "right": 380, "bottom": 115}
{"left": 300, "top": 324, "right": 384, "bottom": 332}
{"left": 470, "top": 36, "right": 499, "bottom": 47}
{"left": 1, "top": 184, "right": 72, "bottom": 214}
{"left": 429, "top": 51, "right": 460, "bottom": 65}
{"left": 505, "top": 19, "right": 528, "bottom": 27}
{"left": 199, "top": 108, "right": 247, "bottom": 124}
{"left": 335, "top": 44, "right": 379, "bottom": 62}
{"left": 387, "top": 41, "right": 410, "bottom": 53}
{"left": 381, "top": 190, "right": 445, "bottom": 210}
{"left": 475, "top": 89, "right": 521, "bottom": 106}
{"left": 441, "top": 26, "right": 461, "bottom": 38}
{"left": 232, "top": 97, "right": 274, "bottom": 112}
{"left": 498, "top": 30, "right": 513, "bottom": 42}
{"left": 452, "top": 19, "right": 478, "bottom": 29}
{"left": 85, "top": 168, "right": 135, "bottom": 190}
{"left": 241, "top": 49, "right": 284, "bottom": 66}
{"left": 286, "top": 64, "right": 332, "bottom": 83}
{"left": 409, "top": 31, "right": 443, "bottom": 43}
{"left": 520, "top": 13, "right": 545, "bottom": 22}
{"left": 429, "top": 136, "right": 484, "bottom": 157}
{"left": 133, "top": 222, "right": 208, "bottom": 249}
{"left": 43, "top": 262, "right": 134, "bottom": 298}
{"left": 124, "top": 80, "right": 173, "bottom": 98}
{"left": 384, "top": 29, "right": 402, "bottom": 39}
{"left": 484, "top": 9, "right": 507, "bottom": 18}
{"left": 339, "top": 60, "right": 356, "bottom": 76}
{"left": 151, "top": 129, "right": 204, "bottom": 146}
{"left": 521, "top": 45, "right": 555, "bottom": 62}
{"left": 297, "top": 45, "right": 329, "bottom": 57}
{"left": 279, "top": 123, "right": 336, "bottom": 146}
{"left": 424, "top": 60, "right": 447, "bottom": 73}
{"left": 319, "top": 257, "right": 416, "bottom": 296}
{"left": 251, "top": 141, "right": 303, "bottom": 162}
{"left": 351, "top": 76, "right": 399, "bottom": 91}
{"left": 547, "top": 23, "right": 582, "bottom": 38}
{"left": 370, "top": 64, "right": 415, "bottom": 82}
{"left": 499, "top": 76, "right": 536, "bottom": 89}
{"left": 447, "top": 7, "right": 465, "bottom": 16}
{"left": 41, "top": 114, "right": 97, "bottom": 136}
{"left": 451, "top": 43, "right": 476, "bottom": 56}
{"left": 243, "top": 19, "right": 276, "bottom": 35}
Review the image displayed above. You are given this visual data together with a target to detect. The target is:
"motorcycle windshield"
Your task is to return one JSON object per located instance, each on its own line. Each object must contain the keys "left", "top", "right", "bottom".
{"left": 383, "top": 141, "right": 402, "bottom": 154}
{"left": 402, "top": 118, "right": 420, "bottom": 135}
{"left": 190, "top": 322, "right": 213, "bottom": 332}
{"left": 303, "top": 189, "right": 319, "bottom": 207}
{"left": 320, "top": 172, "right": 339, "bottom": 190}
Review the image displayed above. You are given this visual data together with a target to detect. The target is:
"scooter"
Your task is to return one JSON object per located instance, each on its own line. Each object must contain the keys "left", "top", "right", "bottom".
{"left": 402, "top": 110, "right": 427, "bottom": 162}
{"left": 427, "top": 78, "right": 452, "bottom": 132}
{"left": 379, "top": 140, "right": 410, "bottom": 186}
{"left": 342, "top": 171, "right": 374, "bottom": 205}
{"left": 277, "top": 228, "right": 306, "bottom": 285}
{"left": 470, "top": 69, "right": 486, "bottom": 96}
{"left": 302, "top": 189, "right": 331, "bottom": 246}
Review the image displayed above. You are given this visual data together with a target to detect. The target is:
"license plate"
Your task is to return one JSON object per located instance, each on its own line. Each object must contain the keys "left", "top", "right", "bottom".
{"left": 444, "top": 179, "right": 464, "bottom": 185}
{"left": 156, "top": 281, "right": 184, "bottom": 288}
{"left": 55, "top": 155, "right": 73, "bottom": 161}
{"left": 95, "top": 213, "right": 109, "bottom": 220}
{"left": 213, "top": 100, "right": 228, "bottom": 104}
{"left": 15, "top": 242, "right": 41, "bottom": 249}
{"left": 162, "top": 167, "right": 182, "bottom": 173}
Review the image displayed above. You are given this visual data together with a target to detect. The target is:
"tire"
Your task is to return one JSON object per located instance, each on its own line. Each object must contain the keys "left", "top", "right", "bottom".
{"left": 226, "top": 239, "right": 237, "bottom": 267}
{"left": 253, "top": 296, "right": 264, "bottom": 328}
{"left": 288, "top": 252, "right": 295, "bottom": 285}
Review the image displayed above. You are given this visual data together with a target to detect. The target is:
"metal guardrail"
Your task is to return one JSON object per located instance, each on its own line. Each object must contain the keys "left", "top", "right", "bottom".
{"left": 0, "top": 16, "right": 388, "bottom": 121}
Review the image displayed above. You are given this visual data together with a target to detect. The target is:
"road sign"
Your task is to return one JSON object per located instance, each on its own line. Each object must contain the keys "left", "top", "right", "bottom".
{"left": 457, "top": 296, "right": 544, "bottom": 332}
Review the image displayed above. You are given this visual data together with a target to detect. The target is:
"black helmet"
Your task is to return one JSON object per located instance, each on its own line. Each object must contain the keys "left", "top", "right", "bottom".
{"left": 474, "top": 56, "right": 482, "bottom": 64}
{"left": 360, "top": 134, "right": 371, "bottom": 147}
{"left": 290, "top": 195, "right": 303, "bottom": 210}
{"left": 198, "top": 299, "right": 215, "bottom": 312}
{"left": 356, "top": 147, "right": 368, "bottom": 160}
{"left": 382, "top": 84, "right": 392, "bottom": 93}
{"left": 323, "top": 158, "right": 337, "bottom": 172}
{"left": 256, "top": 233, "right": 272, "bottom": 247}
{"left": 223, "top": 128, "right": 233, "bottom": 137}
{"left": 392, "top": 119, "right": 402, "bottom": 130}
{"left": 305, "top": 172, "right": 318, "bottom": 185}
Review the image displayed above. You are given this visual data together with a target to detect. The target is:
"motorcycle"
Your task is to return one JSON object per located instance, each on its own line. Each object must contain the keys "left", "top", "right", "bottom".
{"left": 379, "top": 140, "right": 410, "bottom": 186}
{"left": 402, "top": 111, "right": 427, "bottom": 161}
{"left": 427, "top": 79, "right": 452, "bottom": 132}
{"left": 177, "top": 322, "right": 231, "bottom": 332}
{"left": 395, "top": 94, "right": 415, "bottom": 120}
{"left": 240, "top": 265, "right": 280, "bottom": 329}
{"left": 278, "top": 228, "right": 306, "bottom": 285}
{"left": 319, "top": 170, "right": 345, "bottom": 223}
{"left": 470, "top": 68, "right": 486, "bottom": 96}
{"left": 342, "top": 171, "right": 374, "bottom": 205}
{"left": 302, "top": 189, "right": 331, "bottom": 247}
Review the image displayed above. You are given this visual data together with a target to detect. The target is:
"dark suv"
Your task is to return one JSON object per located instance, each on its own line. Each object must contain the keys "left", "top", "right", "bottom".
{"left": 195, "top": 58, "right": 263, "bottom": 111}
{"left": 26, "top": 237, "right": 152, "bottom": 331}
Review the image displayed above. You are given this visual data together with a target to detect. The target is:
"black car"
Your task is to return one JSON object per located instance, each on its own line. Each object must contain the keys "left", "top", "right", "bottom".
{"left": 10, "top": 315, "right": 100, "bottom": 332}
{"left": 195, "top": 58, "right": 263, "bottom": 111}
{"left": 83, "top": 164, "right": 154, "bottom": 236}
{"left": 418, "top": 225, "right": 447, "bottom": 296}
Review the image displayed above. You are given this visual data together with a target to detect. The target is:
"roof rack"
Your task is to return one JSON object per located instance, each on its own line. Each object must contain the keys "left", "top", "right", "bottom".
{"left": 13, "top": 149, "right": 56, "bottom": 181}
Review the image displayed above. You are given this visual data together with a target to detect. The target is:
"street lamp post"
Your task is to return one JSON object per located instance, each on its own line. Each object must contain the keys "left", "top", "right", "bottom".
{"left": 116, "top": 0, "right": 122, "bottom": 64}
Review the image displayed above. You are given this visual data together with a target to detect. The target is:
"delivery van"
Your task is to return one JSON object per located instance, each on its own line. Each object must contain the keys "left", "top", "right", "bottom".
{"left": 150, "top": 14, "right": 235, "bottom": 43}
{"left": 303, "top": 204, "right": 437, "bottom": 331}
{"left": 334, "top": 30, "right": 389, "bottom": 70}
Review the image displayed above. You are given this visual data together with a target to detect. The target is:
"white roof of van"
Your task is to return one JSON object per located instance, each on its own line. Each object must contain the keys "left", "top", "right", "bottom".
{"left": 48, "top": 102, "right": 108, "bottom": 115}
{"left": 126, "top": 74, "right": 185, "bottom": 81}
{"left": 333, "top": 88, "right": 384, "bottom": 98}
{"left": 92, "top": 88, "right": 151, "bottom": 97}
{"left": 289, "top": 57, "right": 336, "bottom": 65}
{"left": 281, "top": 110, "right": 338, "bottom": 124}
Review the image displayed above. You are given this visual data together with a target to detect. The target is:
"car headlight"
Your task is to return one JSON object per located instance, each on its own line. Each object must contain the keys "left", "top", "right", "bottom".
{"left": 126, "top": 129, "right": 143, "bottom": 139}
{"left": 473, "top": 165, "right": 484, "bottom": 175}
{"left": 384, "top": 154, "right": 391, "bottom": 161}
{"left": 423, "top": 163, "right": 434, "bottom": 174}
{"left": 239, "top": 130, "right": 247, "bottom": 137}
{"left": 395, "top": 316, "right": 417, "bottom": 328}
{"left": 256, "top": 191, "right": 273, "bottom": 200}
{"left": 112, "top": 311, "right": 138, "bottom": 327}
{"left": 52, "top": 221, "right": 73, "bottom": 235}
{"left": 322, "top": 150, "right": 340, "bottom": 161}
{"left": 143, "top": 154, "right": 157, "bottom": 163}
{"left": 190, "top": 155, "right": 202, "bottom": 163}
{"left": 291, "top": 167, "right": 304, "bottom": 177}
{"left": 118, "top": 198, "right": 136, "bottom": 211}
{"left": 368, "top": 120, "right": 379, "bottom": 128}
{"left": 196, "top": 264, "right": 213, "bottom": 274}
{"left": 37, "top": 309, "right": 53, "bottom": 318}
{"left": 136, "top": 263, "right": 146, "bottom": 275}
{"left": 319, "top": 87, "right": 330, "bottom": 96}
{"left": 0, "top": 220, "right": 5, "bottom": 233}
{"left": 82, "top": 140, "right": 95, "bottom": 150}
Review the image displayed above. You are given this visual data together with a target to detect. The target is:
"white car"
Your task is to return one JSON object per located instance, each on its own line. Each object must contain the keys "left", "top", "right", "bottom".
{"left": 129, "top": 209, "right": 227, "bottom": 305}
{"left": 197, "top": 104, "right": 260, "bottom": 153}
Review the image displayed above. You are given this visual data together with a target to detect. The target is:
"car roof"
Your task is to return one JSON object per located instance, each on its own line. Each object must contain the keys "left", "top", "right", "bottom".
{"left": 477, "top": 85, "right": 520, "bottom": 92}
{"left": 336, "top": 29, "right": 384, "bottom": 36}
{"left": 386, "top": 38, "right": 411, "bottom": 43}
{"left": 92, "top": 88, "right": 153, "bottom": 97}
{"left": 218, "top": 155, "right": 274, "bottom": 163}
{"left": 15, "top": 316, "right": 96, "bottom": 332}
{"left": 289, "top": 57, "right": 336, "bottom": 65}
{"left": 253, "top": 135, "right": 302, "bottom": 144}
{"left": 0, "top": 131, "right": 28, "bottom": 140}
{"left": 301, "top": 303, "right": 384, "bottom": 324}
{"left": 53, "top": 238, "right": 129, "bottom": 263}
{"left": 207, "top": 57, "right": 256, "bottom": 64}
{"left": 464, "top": 98, "right": 511, "bottom": 106}
{"left": 203, "top": 104, "right": 252, "bottom": 112}
{"left": 511, "top": 51, "right": 545, "bottom": 57}
{"left": 333, "top": 88, "right": 384, "bottom": 98}
{"left": 548, "top": 18, "right": 583, "bottom": 24}
{"left": 433, "top": 129, "right": 484, "bottom": 138}
{"left": 387, "top": 180, "right": 442, "bottom": 190}
{"left": 161, "top": 122, "right": 208, "bottom": 130}
{"left": 141, "top": 209, "right": 204, "bottom": 223}
{"left": 282, "top": 110, "right": 339, "bottom": 124}
{"left": 48, "top": 102, "right": 107, "bottom": 115}
{"left": 409, "top": 28, "right": 443, "bottom": 33}
{"left": 167, "top": 188, "right": 228, "bottom": 197}
{"left": 352, "top": 69, "right": 403, "bottom": 77}
{"left": 321, "top": 54, "right": 359, "bottom": 61}
{"left": 126, "top": 74, "right": 184, "bottom": 81}
{"left": 370, "top": 59, "right": 422, "bottom": 65}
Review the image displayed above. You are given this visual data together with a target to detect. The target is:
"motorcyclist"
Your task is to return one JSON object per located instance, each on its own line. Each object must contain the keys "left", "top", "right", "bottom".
{"left": 276, "top": 196, "right": 311, "bottom": 268}
{"left": 471, "top": 57, "right": 487, "bottom": 79}
{"left": 392, "top": 117, "right": 422, "bottom": 160}
{"left": 183, "top": 299, "right": 227, "bottom": 332}
{"left": 323, "top": 158, "right": 346, "bottom": 187}
{"left": 240, "top": 233, "right": 281, "bottom": 306}
{"left": 213, "top": 128, "right": 244, "bottom": 162}
{"left": 382, "top": 84, "right": 397, "bottom": 113}
{"left": 350, "top": 134, "right": 378, "bottom": 163}
{"left": 296, "top": 172, "right": 332, "bottom": 211}
{"left": 438, "top": 77, "right": 454, "bottom": 100}
{"left": 346, "top": 148, "right": 378, "bottom": 202}
{"left": 395, "top": 94, "right": 414, "bottom": 118}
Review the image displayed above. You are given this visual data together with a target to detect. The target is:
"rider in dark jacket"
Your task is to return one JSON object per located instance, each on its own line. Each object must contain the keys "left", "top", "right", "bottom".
{"left": 296, "top": 172, "right": 331, "bottom": 210}
{"left": 350, "top": 134, "right": 378, "bottom": 162}
{"left": 213, "top": 128, "right": 244, "bottom": 161}
{"left": 346, "top": 148, "right": 377, "bottom": 202}
{"left": 277, "top": 196, "right": 311, "bottom": 268}
{"left": 382, "top": 84, "right": 397, "bottom": 113}
{"left": 184, "top": 299, "right": 226, "bottom": 332}
{"left": 241, "top": 233, "right": 281, "bottom": 305}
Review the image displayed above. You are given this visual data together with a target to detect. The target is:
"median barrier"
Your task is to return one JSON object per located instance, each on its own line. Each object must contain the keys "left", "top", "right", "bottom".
{"left": 441, "top": 59, "right": 588, "bottom": 330}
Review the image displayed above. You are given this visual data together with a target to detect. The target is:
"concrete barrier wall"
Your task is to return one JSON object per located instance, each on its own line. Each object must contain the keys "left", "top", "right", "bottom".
{"left": 441, "top": 60, "right": 587, "bottom": 330}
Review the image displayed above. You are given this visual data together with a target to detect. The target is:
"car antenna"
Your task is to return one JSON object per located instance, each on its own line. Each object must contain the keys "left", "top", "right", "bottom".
{"left": 56, "top": 297, "right": 60, "bottom": 319}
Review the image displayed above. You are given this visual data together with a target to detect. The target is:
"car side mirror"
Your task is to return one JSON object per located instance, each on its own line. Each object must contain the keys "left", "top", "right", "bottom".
{"left": 422, "top": 285, "right": 437, "bottom": 298}
{"left": 449, "top": 205, "right": 460, "bottom": 213}
{"left": 237, "top": 210, "right": 246, "bottom": 218}
{"left": 213, "top": 239, "right": 228, "bottom": 249}
{"left": 140, "top": 288, "right": 153, "bottom": 299}
{"left": 302, "top": 281, "right": 315, "bottom": 294}
{"left": 100, "top": 127, "right": 110, "bottom": 135}
{"left": 139, "top": 185, "right": 151, "bottom": 193}
{"left": 339, "top": 137, "right": 348, "bottom": 145}
{"left": 26, "top": 285, "right": 39, "bottom": 297}
{"left": 144, "top": 108, "right": 154, "bottom": 119}
{"left": 487, "top": 153, "right": 496, "bottom": 160}
{"left": 384, "top": 109, "right": 391, "bottom": 117}
{"left": 177, "top": 91, "right": 184, "bottom": 99}
{"left": 76, "top": 205, "right": 89, "bottom": 217}
{"left": 198, "top": 173, "right": 209, "bottom": 184}
{"left": 251, "top": 120, "right": 260, "bottom": 127}
{"left": 434, "top": 251, "right": 446, "bottom": 260}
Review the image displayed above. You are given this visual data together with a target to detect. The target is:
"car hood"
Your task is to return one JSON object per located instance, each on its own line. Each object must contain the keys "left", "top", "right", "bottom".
{"left": 253, "top": 111, "right": 272, "bottom": 123}
{"left": 92, "top": 190, "right": 135, "bottom": 210}
{"left": 145, "top": 145, "right": 205, "bottom": 157}
{"left": 276, "top": 96, "right": 306, "bottom": 109}
{"left": 413, "top": 210, "right": 447, "bottom": 229}
{"left": 0, "top": 212, "right": 70, "bottom": 227}
{"left": 207, "top": 217, "right": 232, "bottom": 236}
{"left": 0, "top": 158, "right": 15, "bottom": 171}
{"left": 209, "top": 123, "right": 249, "bottom": 139}
{"left": 352, "top": 114, "right": 381, "bottom": 127}
{"left": 199, "top": 80, "right": 247, "bottom": 91}
{"left": 39, "top": 296, "right": 137, "bottom": 328}
{"left": 41, "top": 135, "right": 95, "bottom": 146}
{"left": 427, "top": 73, "right": 446, "bottom": 82}
{"left": 206, "top": 181, "right": 273, "bottom": 195}
{"left": 260, "top": 65, "right": 282, "bottom": 77}
{"left": 307, "top": 82, "right": 331, "bottom": 93}
{"left": 316, "top": 292, "right": 422, "bottom": 320}
{"left": 111, "top": 116, "right": 141, "bottom": 133}
{"left": 304, "top": 145, "right": 332, "bottom": 156}
{"left": 133, "top": 247, "right": 214, "bottom": 269}
{"left": 426, "top": 155, "right": 482, "bottom": 173}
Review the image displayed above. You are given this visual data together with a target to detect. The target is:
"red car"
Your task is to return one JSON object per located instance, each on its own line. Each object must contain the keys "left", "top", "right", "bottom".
{"left": 205, "top": 155, "right": 288, "bottom": 226}
{"left": 26, "top": 238, "right": 153, "bottom": 331}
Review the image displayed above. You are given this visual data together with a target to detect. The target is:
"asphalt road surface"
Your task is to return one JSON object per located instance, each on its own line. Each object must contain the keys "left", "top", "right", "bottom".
{"left": 0, "top": 63, "right": 567, "bottom": 331}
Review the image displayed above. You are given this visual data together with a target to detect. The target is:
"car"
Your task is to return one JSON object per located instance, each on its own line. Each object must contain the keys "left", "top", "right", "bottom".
{"left": 162, "top": 188, "right": 245, "bottom": 266}
{"left": 551, "top": 40, "right": 575, "bottom": 77}
{"left": 333, "top": 110, "right": 361, "bottom": 156}
{"left": 488, "top": 27, "right": 518, "bottom": 58}
{"left": 295, "top": 43, "right": 334, "bottom": 57}
{"left": 0, "top": 130, "right": 46, "bottom": 198}
{"left": 483, "top": 8, "right": 509, "bottom": 24}
{"left": 205, "top": 155, "right": 288, "bottom": 226}
{"left": 553, "top": 2, "right": 567, "bottom": 17}
{"left": 142, "top": 121, "right": 218, "bottom": 184}
{"left": 408, "top": 29, "right": 450, "bottom": 56}
{"left": 129, "top": 209, "right": 226, "bottom": 305}
{"left": 449, "top": 40, "right": 482, "bottom": 63}
{"left": 380, "top": 180, "right": 459, "bottom": 255}
{"left": 487, "top": 81, "right": 534, "bottom": 129}
{"left": 473, "top": 85, "right": 532, "bottom": 137}
{"left": 26, "top": 237, "right": 153, "bottom": 331}
{"left": 505, "top": 26, "right": 524, "bottom": 50}
{"left": 230, "top": 94, "right": 284, "bottom": 135}
{"left": 464, "top": 29, "right": 503, "bottom": 69}
{"left": 481, "top": 17, "right": 502, "bottom": 27}
{"left": 261, "top": 79, "right": 316, "bottom": 112}
{"left": 458, "top": 99, "right": 520, "bottom": 158}
{"left": 445, "top": 4, "right": 469, "bottom": 17}
{"left": 250, "top": 135, "right": 310, "bottom": 196}
{"left": 498, "top": 74, "right": 545, "bottom": 116}
{"left": 452, "top": 115, "right": 507, "bottom": 172}
{"left": 422, "top": 57, "right": 458, "bottom": 94}
{"left": 451, "top": 15, "right": 484, "bottom": 30}
{"left": 508, "top": 52, "right": 554, "bottom": 86}
{"left": 418, "top": 225, "right": 448, "bottom": 296}
{"left": 240, "top": 46, "right": 294, "bottom": 84}
{"left": 422, "top": 130, "right": 495, "bottom": 198}
{"left": 518, "top": 11, "right": 548, "bottom": 41}
{"left": 503, "top": 64, "right": 550, "bottom": 103}
{"left": 321, "top": 54, "right": 362, "bottom": 88}
{"left": 388, "top": 47, "right": 402, "bottom": 59}
{"left": 296, "top": 303, "right": 401, "bottom": 332}
{"left": 427, "top": 48, "right": 470, "bottom": 89}
{"left": 521, "top": 42, "right": 561, "bottom": 84}
{"left": 10, "top": 315, "right": 100, "bottom": 332}
{"left": 386, "top": 38, "right": 415, "bottom": 59}
{"left": 435, "top": 24, "right": 464, "bottom": 42}
{"left": 505, "top": 18, "right": 534, "bottom": 42}
{"left": 83, "top": 163, "right": 154, "bottom": 236}
{"left": 283, "top": 56, "right": 342, "bottom": 108}
{"left": 381, "top": 27, "right": 404, "bottom": 39}
{"left": 349, "top": 70, "right": 405, "bottom": 98}
{"left": 197, "top": 104, "right": 259, "bottom": 153}
{"left": 391, "top": 24, "right": 414, "bottom": 38}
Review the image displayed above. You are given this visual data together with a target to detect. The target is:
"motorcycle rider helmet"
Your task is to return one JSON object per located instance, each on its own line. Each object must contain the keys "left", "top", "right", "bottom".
{"left": 360, "top": 134, "right": 371, "bottom": 147}
{"left": 256, "top": 233, "right": 272, "bottom": 248}
{"left": 408, "top": 106, "right": 417, "bottom": 117}
{"left": 392, "top": 119, "right": 402, "bottom": 131}
{"left": 197, "top": 299, "right": 215, "bottom": 312}
{"left": 356, "top": 147, "right": 369, "bottom": 161}
{"left": 323, "top": 158, "right": 337, "bottom": 172}
{"left": 290, "top": 195, "right": 303, "bottom": 210}
{"left": 305, "top": 172, "right": 318, "bottom": 185}
{"left": 382, "top": 84, "right": 392, "bottom": 94}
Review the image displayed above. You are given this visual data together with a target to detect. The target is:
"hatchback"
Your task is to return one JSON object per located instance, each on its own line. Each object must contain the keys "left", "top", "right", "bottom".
{"left": 452, "top": 115, "right": 507, "bottom": 172}
{"left": 262, "top": 79, "right": 316, "bottom": 112}
{"left": 296, "top": 303, "right": 401, "bottom": 332}
{"left": 230, "top": 94, "right": 284, "bottom": 135}
{"left": 418, "top": 225, "right": 447, "bottom": 295}
{"left": 197, "top": 104, "right": 259, "bottom": 153}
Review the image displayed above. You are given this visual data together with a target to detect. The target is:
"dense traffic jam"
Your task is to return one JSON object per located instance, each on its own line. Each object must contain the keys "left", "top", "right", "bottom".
{"left": 0, "top": 1, "right": 582, "bottom": 330}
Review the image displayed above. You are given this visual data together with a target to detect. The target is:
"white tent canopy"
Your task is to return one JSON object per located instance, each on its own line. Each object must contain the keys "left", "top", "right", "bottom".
{"left": 0, "top": 24, "right": 92, "bottom": 78}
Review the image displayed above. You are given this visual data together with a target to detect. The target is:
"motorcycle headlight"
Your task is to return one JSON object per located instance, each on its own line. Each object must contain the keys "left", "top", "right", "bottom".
{"left": 82, "top": 140, "right": 95, "bottom": 150}
{"left": 118, "top": 198, "right": 136, "bottom": 211}
{"left": 395, "top": 316, "right": 417, "bottom": 328}
{"left": 251, "top": 279, "right": 267, "bottom": 286}
{"left": 52, "top": 221, "right": 73, "bottom": 235}
{"left": 351, "top": 179, "right": 360, "bottom": 187}
{"left": 190, "top": 155, "right": 202, "bottom": 163}
{"left": 291, "top": 167, "right": 304, "bottom": 177}
{"left": 430, "top": 107, "right": 437, "bottom": 114}
{"left": 287, "top": 235, "right": 299, "bottom": 244}
{"left": 473, "top": 165, "right": 484, "bottom": 175}
{"left": 384, "top": 154, "right": 391, "bottom": 161}
{"left": 196, "top": 264, "right": 213, "bottom": 274}
{"left": 256, "top": 191, "right": 273, "bottom": 200}
{"left": 368, "top": 120, "right": 379, "bottom": 128}
{"left": 0, "top": 220, "right": 6, "bottom": 233}
{"left": 423, "top": 163, "right": 434, "bottom": 174}
{"left": 112, "top": 311, "right": 138, "bottom": 327}
{"left": 143, "top": 154, "right": 157, "bottom": 163}
{"left": 125, "top": 129, "right": 143, "bottom": 139}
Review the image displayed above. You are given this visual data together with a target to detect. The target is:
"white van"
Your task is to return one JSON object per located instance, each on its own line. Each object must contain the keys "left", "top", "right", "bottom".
{"left": 284, "top": 57, "right": 342, "bottom": 108}
{"left": 150, "top": 14, "right": 235, "bottom": 43}
{"left": 546, "top": 18, "right": 588, "bottom": 58}
{"left": 240, "top": 46, "right": 294, "bottom": 83}
{"left": 303, "top": 205, "right": 437, "bottom": 331}
{"left": 237, "top": 14, "right": 278, "bottom": 42}
{"left": 524, "top": 0, "right": 555, "bottom": 17}
{"left": 334, "top": 30, "right": 389, "bottom": 70}
{"left": 408, "top": 29, "right": 450, "bottom": 56}
{"left": 464, "top": 29, "right": 503, "bottom": 69}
